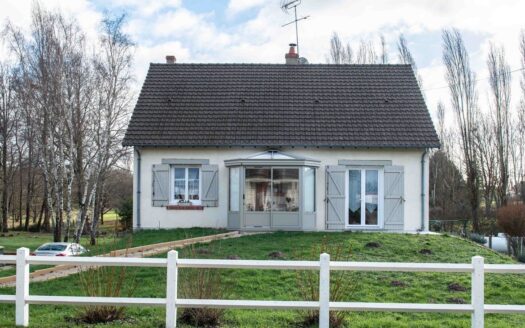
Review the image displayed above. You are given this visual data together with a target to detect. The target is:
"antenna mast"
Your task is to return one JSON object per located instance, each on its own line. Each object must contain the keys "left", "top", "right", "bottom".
{"left": 281, "top": 0, "right": 309, "bottom": 56}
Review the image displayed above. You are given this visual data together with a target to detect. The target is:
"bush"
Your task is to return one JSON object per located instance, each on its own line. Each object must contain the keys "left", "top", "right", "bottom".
{"left": 518, "top": 255, "right": 525, "bottom": 263}
{"left": 116, "top": 198, "right": 133, "bottom": 231}
{"left": 497, "top": 203, "right": 525, "bottom": 257}
{"left": 179, "top": 245, "right": 225, "bottom": 327}
{"left": 76, "top": 238, "right": 137, "bottom": 324}
{"left": 295, "top": 237, "right": 354, "bottom": 328}
{"left": 469, "top": 233, "right": 487, "bottom": 245}
{"left": 497, "top": 203, "right": 525, "bottom": 237}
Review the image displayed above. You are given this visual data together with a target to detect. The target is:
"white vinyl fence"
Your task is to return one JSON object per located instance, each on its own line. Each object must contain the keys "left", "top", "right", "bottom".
{"left": 1, "top": 248, "right": 525, "bottom": 327}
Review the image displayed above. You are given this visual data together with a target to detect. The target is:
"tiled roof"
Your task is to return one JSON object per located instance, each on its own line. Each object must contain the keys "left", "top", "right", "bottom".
{"left": 123, "top": 63, "right": 440, "bottom": 148}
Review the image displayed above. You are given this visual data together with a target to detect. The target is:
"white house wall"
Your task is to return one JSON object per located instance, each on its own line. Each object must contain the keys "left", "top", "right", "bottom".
{"left": 133, "top": 147, "right": 429, "bottom": 232}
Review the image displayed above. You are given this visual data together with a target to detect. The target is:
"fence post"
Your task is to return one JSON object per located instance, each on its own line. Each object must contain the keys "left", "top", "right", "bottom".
{"left": 471, "top": 256, "right": 484, "bottom": 328}
{"left": 319, "top": 253, "right": 330, "bottom": 328}
{"left": 16, "top": 247, "right": 29, "bottom": 327}
{"left": 166, "top": 250, "right": 178, "bottom": 328}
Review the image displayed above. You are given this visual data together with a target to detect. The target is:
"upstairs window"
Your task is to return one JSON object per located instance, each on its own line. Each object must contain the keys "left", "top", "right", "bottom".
{"left": 172, "top": 167, "right": 201, "bottom": 204}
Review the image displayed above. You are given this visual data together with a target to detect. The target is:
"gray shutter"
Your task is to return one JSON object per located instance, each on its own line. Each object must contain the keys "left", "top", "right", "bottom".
{"left": 152, "top": 164, "right": 170, "bottom": 207}
{"left": 201, "top": 164, "right": 219, "bottom": 207}
{"left": 326, "top": 165, "right": 346, "bottom": 230}
{"left": 384, "top": 165, "right": 405, "bottom": 231}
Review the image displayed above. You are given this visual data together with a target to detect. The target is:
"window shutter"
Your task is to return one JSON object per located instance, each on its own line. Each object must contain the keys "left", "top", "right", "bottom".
{"left": 201, "top": 164, "right": 219, "bottom": 207}
{"left": 326, "top": 165, "right": 346, "bottom": 230}
{"left": 152, "top": 164, "right": 170, "bottom": 207}
{"left": 384, "top": 165, "right": 405, "bottom": 231}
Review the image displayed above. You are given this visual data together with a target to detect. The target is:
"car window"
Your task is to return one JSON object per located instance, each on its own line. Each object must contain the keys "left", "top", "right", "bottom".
{"left": 37, "top": 244, "right": 67, "bottom": 251}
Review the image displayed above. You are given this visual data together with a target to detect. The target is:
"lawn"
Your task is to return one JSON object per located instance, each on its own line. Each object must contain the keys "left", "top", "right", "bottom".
{"left": 1, "top": 232, "right": 525, "bottom": 327}
{"left": 0, "top": 228, "right": 224, "bottom": 278}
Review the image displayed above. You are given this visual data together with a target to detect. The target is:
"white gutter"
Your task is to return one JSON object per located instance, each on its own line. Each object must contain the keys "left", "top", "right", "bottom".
{"left": 421, "top": 149, "right": 428, "bottom": 231}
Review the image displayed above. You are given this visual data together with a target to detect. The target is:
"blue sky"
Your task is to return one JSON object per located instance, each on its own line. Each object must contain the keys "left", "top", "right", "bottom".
{"left": 1, "top": 0, "right": 524, "bottom": 122}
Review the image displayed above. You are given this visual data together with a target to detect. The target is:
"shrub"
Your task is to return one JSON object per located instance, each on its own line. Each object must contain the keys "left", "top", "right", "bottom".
{"left": 497, "top": 203, "right": 525, "bottom": 256}
{"left": 497, "top": 203, "right": 525, "bottom": 237}
{"left": 116, "top": 198, "right": 133, "bottom": 231}
{"left": 295, "top": 237, "right": 354, "bottom": 328}
{"left": 469, "top": 233, "right": 487, "bottom": 245}
{"left": 518, "top": 255, "right": 525, "bottom": 263}
{"left": 76, "top": 238, "right": 137, "bottom": 324}
{"left": 179, "top": 245, "right": 225, "bottom": 327}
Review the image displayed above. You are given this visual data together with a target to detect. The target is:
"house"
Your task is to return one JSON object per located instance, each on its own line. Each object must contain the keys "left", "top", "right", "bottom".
{"left": 123, "top": 45, "right": 440, "bottom": 232}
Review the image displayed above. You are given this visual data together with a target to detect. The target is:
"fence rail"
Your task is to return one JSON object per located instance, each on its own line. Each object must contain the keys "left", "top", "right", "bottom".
{"left": 2, "top": 248, "right": 525, "bottom": 327}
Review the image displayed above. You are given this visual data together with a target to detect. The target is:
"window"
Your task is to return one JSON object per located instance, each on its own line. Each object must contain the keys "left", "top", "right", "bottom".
{"left": 303, "top": 167, "right": 315, "bottom": 212}
{"left": 245, "top": 168, "right": 271, "bottom": 211}
{"left": 172, "top": 167, "right": 201, "bottom": 204}
{"left": 347, "top": 168, "right": 383, "bottom": 227}
{"left": 272, "top": 168, "right": 299, "bottom": 212}
{"left": 229, "top": 167, "right": 240, "bottom": 211}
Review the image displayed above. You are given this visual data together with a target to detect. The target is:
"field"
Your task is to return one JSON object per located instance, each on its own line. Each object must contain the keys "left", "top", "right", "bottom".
{"left": 1, "top": 231, "right": 525, "bottom": 327}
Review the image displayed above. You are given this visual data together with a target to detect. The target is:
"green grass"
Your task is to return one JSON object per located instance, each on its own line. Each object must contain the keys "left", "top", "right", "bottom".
{"left": 1, "top": 232, "right": 525, "bottom": 327}
{"left": 0, "top": 228, "right": 224, "bottom": 278}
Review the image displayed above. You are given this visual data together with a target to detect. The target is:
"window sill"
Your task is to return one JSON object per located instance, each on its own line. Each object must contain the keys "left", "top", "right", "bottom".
{"left": 166, "top": 205, "right": 204, "bottom": 210}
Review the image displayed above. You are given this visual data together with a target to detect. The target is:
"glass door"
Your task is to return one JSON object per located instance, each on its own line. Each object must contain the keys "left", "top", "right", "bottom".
{"left": 347, "top": 168, "right": 382, "bottom": 227}
{"left": 243, "top": 167, "right": 301, "bottom": 229}
{"left": 244, "top": 168, "right": 271, "bottom": 228}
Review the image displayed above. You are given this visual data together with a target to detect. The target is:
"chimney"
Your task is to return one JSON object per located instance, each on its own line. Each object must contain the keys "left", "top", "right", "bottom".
{"left": 285, "top": 43, "right": 299, "bottom": 64}
{"left": 166, "top": 55, "right": 176, "bottom": 64}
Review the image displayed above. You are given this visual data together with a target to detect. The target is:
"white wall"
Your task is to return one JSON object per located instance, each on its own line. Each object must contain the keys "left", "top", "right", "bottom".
{"left": 133, "top": 147, "right": 428, "bottom": 231}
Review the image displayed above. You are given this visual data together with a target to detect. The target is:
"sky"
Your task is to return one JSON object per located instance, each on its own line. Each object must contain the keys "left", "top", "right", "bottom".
{"left": 1, "top": 0, "right": 524, "bottom": 123}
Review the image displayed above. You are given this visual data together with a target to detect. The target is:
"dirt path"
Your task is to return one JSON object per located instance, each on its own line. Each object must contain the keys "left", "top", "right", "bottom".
{"left": 0, "top": 231, "right": 246, "bottom": 287}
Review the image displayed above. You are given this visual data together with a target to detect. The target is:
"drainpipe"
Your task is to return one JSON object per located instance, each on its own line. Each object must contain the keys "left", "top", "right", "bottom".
{"left": 135, "top": 147, "right": 142, "bottom": 230}
{"left": 420, "top": 149, "right": 428, "bottom": 231}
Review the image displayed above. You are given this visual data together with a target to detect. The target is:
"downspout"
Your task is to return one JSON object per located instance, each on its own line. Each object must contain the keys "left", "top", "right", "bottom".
{"left": 135, "top": 147, "right": 142, "bottom": 229}
{"left": 420, "top": 149, "right": 428, "bottom": 231}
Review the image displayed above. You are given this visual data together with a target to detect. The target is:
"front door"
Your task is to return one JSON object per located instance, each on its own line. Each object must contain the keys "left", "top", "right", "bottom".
{"left": 244, "top": 167, "right": 272, "bottom": 228}
{"left": 243, "top": 167, "right": 300, "bottom": 229}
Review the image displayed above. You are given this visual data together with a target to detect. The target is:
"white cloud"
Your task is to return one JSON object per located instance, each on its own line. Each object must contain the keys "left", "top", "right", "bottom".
{"left": 226, "top": 0, "right": 266, "bottom": 17}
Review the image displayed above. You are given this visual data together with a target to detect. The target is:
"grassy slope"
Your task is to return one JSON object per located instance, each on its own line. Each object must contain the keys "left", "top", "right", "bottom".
{"left": 1, "top": 232, "right": 525, "bottom": 327}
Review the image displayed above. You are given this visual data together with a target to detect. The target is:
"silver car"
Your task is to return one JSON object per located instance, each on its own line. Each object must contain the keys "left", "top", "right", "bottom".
{"left": 33, "top": 243, "right": 87, "bottom": 256}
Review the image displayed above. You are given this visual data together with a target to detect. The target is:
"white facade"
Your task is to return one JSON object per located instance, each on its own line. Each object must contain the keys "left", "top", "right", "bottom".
{"left": 133, "top": 147, "right": 429, "bottom": 232}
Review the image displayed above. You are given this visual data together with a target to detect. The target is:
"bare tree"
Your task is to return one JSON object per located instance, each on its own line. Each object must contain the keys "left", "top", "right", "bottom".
{"left": 442, "top": 28, "right": 481, "bottom": 232}
{"left": 397, "top": 34, "right": 422, "bottom": 87}
{"left": 356, "top": 39, "right": 377, "bottom": 64}
{"left": 3, "top": 4, "right": 134, "bottom": 243}
{"left": 327, "top": 32, "right": 353, "bottom": 64}
{"left": 476, "top": 112, "right": 498, "bottom": 220}
{"left": 380, "top": 34, "right": 388, "bottom": 64}
{"left": 512, "top": 30, "right": 525, "bottom": 201}
{"left": 85, "top": 14, "right": 134, "bottom": 245}
{"left": 487, "top": 43, "right": 512, "bottom": 207}
{"left": 0, "top": 63, "right": 17, "bottom": 232}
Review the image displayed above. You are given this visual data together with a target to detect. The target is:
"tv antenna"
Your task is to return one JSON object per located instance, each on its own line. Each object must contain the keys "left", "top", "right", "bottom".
{"left": 281, "top": 0, "right": 309, "bottom": 56}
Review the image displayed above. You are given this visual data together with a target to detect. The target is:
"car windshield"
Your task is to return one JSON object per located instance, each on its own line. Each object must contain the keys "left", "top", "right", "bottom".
{"left": 37, "top": 244, "right": 67, "bottom": 251}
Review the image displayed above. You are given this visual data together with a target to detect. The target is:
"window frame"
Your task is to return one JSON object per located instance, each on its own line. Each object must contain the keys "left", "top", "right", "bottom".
{"left": 345, "top": 166, "right": 384, "bottom": 229}
{"left": 170, "top": 166, "right": 202, "bottom": 205}
{"left": 303, "top": 167, "right": 316, "bottom": 213}
{"left": 229, "top": 167, "right": 241, "bottom": 212}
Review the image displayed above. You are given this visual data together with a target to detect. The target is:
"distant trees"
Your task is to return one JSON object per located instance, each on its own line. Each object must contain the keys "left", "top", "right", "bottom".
{"left": 326, "top": 33, "right": 390, "bottom": 65}
{"left": 0, "top": 3, "right": 134, "bottom": 243}
{"left": 328, "top": 32, "right": 353, "bottom": 64}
